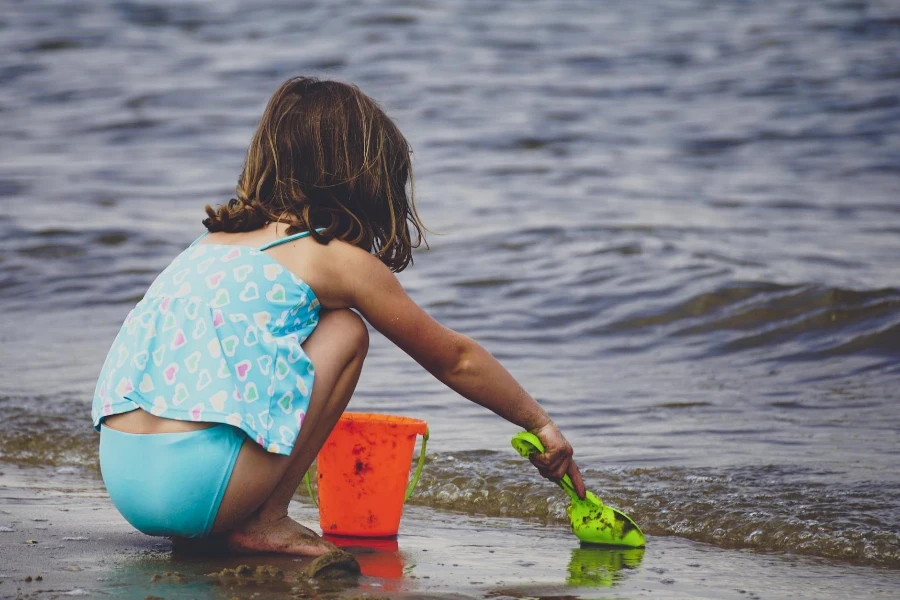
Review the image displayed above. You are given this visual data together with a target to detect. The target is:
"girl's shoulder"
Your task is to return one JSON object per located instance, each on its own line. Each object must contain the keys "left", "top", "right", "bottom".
{"left": 272, "top": 236, "right": 395, "bottom": 311}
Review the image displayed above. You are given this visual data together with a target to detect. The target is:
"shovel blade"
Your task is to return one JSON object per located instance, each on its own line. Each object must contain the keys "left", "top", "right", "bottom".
{"left": 567, "top": 492, "right": 645, "bottom": 547}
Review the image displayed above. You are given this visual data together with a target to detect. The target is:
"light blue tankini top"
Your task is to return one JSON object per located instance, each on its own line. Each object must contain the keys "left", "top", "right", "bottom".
{"left": 91, "top": 230, "right": 322, "bottom": 456}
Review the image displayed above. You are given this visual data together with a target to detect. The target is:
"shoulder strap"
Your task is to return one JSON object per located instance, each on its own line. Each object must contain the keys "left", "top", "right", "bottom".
{"left": 188, "top": 232, "right": 209, "bottom": 247}
{"left": 258, "top": 228, "right": 324, "bottom": 251}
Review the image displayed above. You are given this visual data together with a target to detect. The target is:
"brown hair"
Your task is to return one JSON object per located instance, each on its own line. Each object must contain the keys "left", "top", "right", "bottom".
{"left": 203, "top": 76, "right": 425, "bottom": 271}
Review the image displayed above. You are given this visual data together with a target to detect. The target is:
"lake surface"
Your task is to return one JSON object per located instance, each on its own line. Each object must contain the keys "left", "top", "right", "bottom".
{"left": 0, "top": 0, "right": 898, "bottom": 578}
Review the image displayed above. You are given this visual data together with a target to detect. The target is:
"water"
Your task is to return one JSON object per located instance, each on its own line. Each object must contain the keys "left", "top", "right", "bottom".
{"left": 1, "top": 0, "right": 898, "bottom": 573}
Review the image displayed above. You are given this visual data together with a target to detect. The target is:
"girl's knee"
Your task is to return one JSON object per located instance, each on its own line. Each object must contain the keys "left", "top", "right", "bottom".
{"left": 321, "top": 309, "right": 369, "bottom": 356}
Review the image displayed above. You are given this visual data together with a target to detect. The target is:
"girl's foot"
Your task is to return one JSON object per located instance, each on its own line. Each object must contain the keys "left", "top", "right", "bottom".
{"left": 224, "top": 514, "right": 337, "bottom": 556}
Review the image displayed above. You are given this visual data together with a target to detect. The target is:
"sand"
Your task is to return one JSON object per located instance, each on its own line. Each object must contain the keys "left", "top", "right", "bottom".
{"left": 0, "top": 464, "right": 897, "bottom": 600}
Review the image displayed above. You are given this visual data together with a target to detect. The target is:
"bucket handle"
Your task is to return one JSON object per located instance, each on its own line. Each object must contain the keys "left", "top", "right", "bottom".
{"left": 302, "top": 427, "right": 429, "bottom": 508}
{"left": 303, "top": 468, "right": 317, "bottom": 508}
{"left": 405, "top": 427, "right": 429, "bottom": 502}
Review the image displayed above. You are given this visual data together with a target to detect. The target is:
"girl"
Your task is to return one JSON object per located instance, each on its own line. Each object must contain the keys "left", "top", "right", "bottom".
{"left": 92, "top": 76, "right": 586, "bottom": 556}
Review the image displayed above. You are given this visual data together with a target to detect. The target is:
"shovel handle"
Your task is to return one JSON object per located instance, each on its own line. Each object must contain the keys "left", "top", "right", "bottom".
{"left": 511, "top": 431, "right": 580, "bottom": 502}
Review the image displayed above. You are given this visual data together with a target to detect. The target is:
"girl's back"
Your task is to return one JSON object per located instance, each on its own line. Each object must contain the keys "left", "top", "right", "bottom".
{"left": 93, "top": 228, "right": 323, "bottom": 454}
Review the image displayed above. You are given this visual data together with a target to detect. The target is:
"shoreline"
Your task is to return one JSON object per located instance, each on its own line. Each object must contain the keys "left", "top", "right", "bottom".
{"left": 1, "top": 464, "right": 898, "bottom": 599}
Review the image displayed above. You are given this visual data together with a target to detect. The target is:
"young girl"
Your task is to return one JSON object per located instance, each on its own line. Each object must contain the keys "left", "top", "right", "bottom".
{"left": 92, "top": 76, "right": 585, "bottom": 556}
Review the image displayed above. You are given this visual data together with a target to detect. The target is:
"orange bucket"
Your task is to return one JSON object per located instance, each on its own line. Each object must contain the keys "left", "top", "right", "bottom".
{"left": 305, "top": 412, "right": 428, "bottom": 538}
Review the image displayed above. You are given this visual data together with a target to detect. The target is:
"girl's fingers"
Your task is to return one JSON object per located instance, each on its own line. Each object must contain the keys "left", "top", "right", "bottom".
{"left": 544, "top": 452, "right": 568, "bottom": 479}
{"left": 527, "top": 423, "right": 584, "bottom": 496}
{"left": 567, "top": 460, "right": 586, "bottom": 499}
{"left": 531, "top": 451, "right": 562, "bottom": 469}
{"left": 532, "top": 452, "right": 567, "bottom": 477}
{"left": 531, "top": 449, "right": 573, "bottom": 482}
{"left": 532, "top": 456, "right": 558, "bottom": 479}
{"left": 537, "top": 459, "right": 582, "bottom": 493}
{"left": 529, "top": 453, "right": 549, "bottom": 468}
{"left": 550, "top": 461, "right": 568, "bottom": 480}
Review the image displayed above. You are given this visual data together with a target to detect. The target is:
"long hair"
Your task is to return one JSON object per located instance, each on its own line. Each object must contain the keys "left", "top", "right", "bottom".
{"left": 203, "top": 76, "right": 425, "bottom": 271}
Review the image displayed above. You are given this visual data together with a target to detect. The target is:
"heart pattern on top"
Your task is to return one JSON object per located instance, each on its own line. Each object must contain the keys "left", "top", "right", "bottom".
{"left": 266, "top": 284, "right": 287, "bottom": 303}
{"left": 209, "top": 391, "right": 228, "bottom": 412}
{"left": 253, "top": 311, "right": 271, "bottom": 329}
{"left": 185, "top": 351, "right": 202, "bottom": 373}
{"left": 163, "top": 363, "right": 179, "bottom": 385}
{"left": 239, "top": 282, "right": 260, "bottom": 302}
{"left": 131, "top": 351, "right": 149, "bottom": 370}
{"left": 206, "top": 271, "right": 225, "bottom": 289}
{"left": 244, "top": 382, "right": 259, "bottom": 403}
{"left": 196, "top": 257, "right": 216, "bottom": 273}
{"left": 151, "top": 395, "right": 167, "bottom": 416}
{"left": 233, "top": 265, "right": 254, "bottom": 282}
{"left": 221, "top": 335, "right": 239, "bottom": 357}
{"left": 221, "top": 247, "right": 241, "bottom": 262}
{"left": 275, "top": 357, "right": 290, "bottom": 380}
{"left": 257, "top": 355, "right": 272, "bottom": 375}
{"left": 234, "top": 359, "right": 252, "bottom": 381}
{"left": 277, "top": 391, "right": 293, "bottom": 414}
{"left": 263, "top": 264, "right": 283, "bottom": 281}
{"left": 192, "top": 318, "right": 207, "bottom": 340}
{"left": 139, "top": 373, "right": 154, "bottom": 393}
{"left": 216, "top": 358, "right": 230, "bottom": 379}
{"left": 210, "top": 288, "right": 230, "bottom": 308}
{"left": 173, "top": 382, "right": 189, "bottom": 405}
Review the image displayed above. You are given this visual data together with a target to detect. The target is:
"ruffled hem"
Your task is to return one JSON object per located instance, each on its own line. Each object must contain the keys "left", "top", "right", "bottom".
{"left": 92, "top": 392, "right": 297, "bottom": 456}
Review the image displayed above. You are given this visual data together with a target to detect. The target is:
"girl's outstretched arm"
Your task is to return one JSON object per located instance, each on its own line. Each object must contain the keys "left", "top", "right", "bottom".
{"left": 320, "top": 243, "right": 586, "bottom": 498}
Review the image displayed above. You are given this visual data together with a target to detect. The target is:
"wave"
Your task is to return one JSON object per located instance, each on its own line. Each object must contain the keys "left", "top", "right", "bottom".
{"left": 607, "top": 283, "right": 900, "bottom": 360}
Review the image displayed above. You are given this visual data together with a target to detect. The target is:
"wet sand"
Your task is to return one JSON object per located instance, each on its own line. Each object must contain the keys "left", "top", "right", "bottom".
{"left": 1, "top": 465, "right": 897, "bottom": 600}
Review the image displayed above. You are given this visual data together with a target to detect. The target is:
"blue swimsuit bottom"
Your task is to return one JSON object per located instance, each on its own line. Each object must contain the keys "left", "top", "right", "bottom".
{"left": 99, "top": 423, "right": 245, "bottom": 538}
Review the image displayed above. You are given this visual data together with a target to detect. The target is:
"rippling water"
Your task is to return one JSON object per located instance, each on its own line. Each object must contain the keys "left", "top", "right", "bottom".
{"left": 1, "top": 0, "right": 898, "bottom": 571}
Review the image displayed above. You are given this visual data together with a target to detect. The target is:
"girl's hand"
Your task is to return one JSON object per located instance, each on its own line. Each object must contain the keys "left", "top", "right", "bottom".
{"left": 528, "top": 422, "right": 587, "bottom": 499}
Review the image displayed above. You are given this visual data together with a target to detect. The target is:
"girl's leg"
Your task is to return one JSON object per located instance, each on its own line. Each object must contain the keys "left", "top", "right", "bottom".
{"left": 209, "top": 309, "right": 369, "bottom": 555}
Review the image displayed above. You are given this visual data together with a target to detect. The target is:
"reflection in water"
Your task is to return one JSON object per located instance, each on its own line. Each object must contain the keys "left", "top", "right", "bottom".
{"left": 324, "top": 534, "right": 407, "bottom": 590}
{"left": 102, "top": 551, "right": 356, "bottom": 599}
{"left": 99, "top": 555, "right": 288, "bottom": 600}
{"left": 566, "top": 546, "right": 645, "bottom": 588}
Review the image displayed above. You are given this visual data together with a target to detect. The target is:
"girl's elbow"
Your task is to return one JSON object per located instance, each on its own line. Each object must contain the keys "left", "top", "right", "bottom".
{"left": 444, "top": 335, "right": 478, "bottom": 379}
{"left": 419, "top": 330, "right": 478, "bottom": 381}
{"left": 449, "top": 354, "right": 473, "bottom": 378}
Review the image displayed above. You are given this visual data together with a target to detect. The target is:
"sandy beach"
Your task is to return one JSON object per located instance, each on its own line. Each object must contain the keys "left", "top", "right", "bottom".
{"left": 2, "top": 465, "right": 897, "bottom": 600}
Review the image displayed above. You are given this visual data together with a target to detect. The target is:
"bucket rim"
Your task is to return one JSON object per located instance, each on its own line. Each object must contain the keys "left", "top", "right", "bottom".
{"left": 337, "top": 411, "right": 427, "bottom": 432}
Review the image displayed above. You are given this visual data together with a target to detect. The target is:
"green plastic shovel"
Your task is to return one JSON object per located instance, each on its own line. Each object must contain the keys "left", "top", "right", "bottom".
{"left": 511, "top": 432, "right": 645, "bottom": 548}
